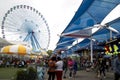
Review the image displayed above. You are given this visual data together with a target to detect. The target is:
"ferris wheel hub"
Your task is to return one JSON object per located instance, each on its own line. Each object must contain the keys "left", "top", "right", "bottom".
{"left": 21, "top": 20, "right": 38, "bottom": 33}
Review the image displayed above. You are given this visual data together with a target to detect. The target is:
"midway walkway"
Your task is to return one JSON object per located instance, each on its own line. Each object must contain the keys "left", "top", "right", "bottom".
{"left": 44, "top": 70, "right": 114, "bottom": 80}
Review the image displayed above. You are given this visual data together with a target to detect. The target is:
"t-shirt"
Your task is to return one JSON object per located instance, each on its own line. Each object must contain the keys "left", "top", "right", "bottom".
{"left": 55, "top": 60, "right": 63, "bottom": 71}
{"left": 68, "top": 60, "right": 74, "bottom": 68}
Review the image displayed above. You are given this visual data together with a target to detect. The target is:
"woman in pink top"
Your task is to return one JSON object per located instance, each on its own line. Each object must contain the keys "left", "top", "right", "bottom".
{"left": 68, "top": 57, "right": 74, "bottom": 78}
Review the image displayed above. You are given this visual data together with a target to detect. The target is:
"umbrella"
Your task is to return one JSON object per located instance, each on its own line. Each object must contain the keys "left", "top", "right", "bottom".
{"left": 1, "top": 44, "right": 32, "bottom": 55}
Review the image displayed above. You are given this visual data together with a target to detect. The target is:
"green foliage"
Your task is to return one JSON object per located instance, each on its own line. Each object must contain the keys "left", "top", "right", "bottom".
{"left": 47, "top": 50, "right": 53, "bottom": 56}
{"left": 16, "top": 70, "right": 28, "bottom": 80}
{"left": 0, "top": 68, "right": 19, "bottom": 79}
{"left": 15, "top": 67, "right": 37, "bottom": 80}
{"left": 28, "top": 67, "right": 37, "bottom": 80}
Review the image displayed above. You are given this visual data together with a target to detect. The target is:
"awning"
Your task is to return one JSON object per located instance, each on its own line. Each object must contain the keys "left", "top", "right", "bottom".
{"left": 57, "top": 37, "right": 75, "bottom": 45}
{"left": 55, "top": 0, "right": 120, "bottom": 51}
{"left": 68, "top": 38, "right": 90, "bottom": 52}
{"left": 61, "top": 27, "right": 92, "bottom": 38}
{"left": 63, "top": 0, "right": 120, "bottom": 33}
{"left": 54, "top": 45, "right": 68, "bottom": 51}
{"left": 92, "top": 28, "right": 118, "bottom": 42}
{"left": 55, "top": 37, "right": 76, "bottom": 50}
{"left": 107, "top": 17, "right": 120, "bottom": 33}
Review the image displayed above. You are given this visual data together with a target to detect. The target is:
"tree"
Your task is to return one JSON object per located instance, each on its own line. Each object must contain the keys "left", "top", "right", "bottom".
{"left": 47, "top": 50, "right": 53, "bottom": 56}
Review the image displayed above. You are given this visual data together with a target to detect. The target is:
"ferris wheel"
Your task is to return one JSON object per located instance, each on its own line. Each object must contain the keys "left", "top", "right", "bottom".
{"left": 1, "top": 5, "right": 50, "bottom": 52}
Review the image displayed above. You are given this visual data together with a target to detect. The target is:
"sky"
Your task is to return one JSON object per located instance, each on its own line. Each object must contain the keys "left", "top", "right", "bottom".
{"left": 0, "top": 0, "right": 120, "bottom": 51}
{"left": 0, "top": 0, "right": 82, "bottom": 50}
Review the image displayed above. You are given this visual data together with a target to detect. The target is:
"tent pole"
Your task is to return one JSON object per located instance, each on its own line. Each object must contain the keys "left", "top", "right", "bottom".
{"left": 110, "top": 29, "right": 112, "bottom": 40}
{"left": 90, "top": 37, "right": 93, "bottom": 63}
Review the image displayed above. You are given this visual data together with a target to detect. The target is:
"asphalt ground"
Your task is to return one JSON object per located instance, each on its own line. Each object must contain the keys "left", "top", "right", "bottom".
{"left": 44, "top": 70, "right": 114, "bottom": 80}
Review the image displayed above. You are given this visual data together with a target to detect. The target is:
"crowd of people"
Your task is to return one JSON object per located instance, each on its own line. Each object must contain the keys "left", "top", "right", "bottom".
{"left": 89, "top": 53, "right": 120, "bottom": 80}
{"left": 47, "top": 53, "right": 78, "bottom": 80}
{"left": 0, "top": 56, "right": 28, "bottom": 68}
{"left": 0, "top": 52, "right": 120, "bottom": 80}
{"left": 46, "top": 52, "right": 120, "bottom": 80}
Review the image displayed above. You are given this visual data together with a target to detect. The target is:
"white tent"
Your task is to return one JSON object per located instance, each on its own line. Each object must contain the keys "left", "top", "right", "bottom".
{"left": 0, "top": 37, "right": 12, "bottom": 49}
{"left": 1, "top": 44, "right": 32, "bottom": 55}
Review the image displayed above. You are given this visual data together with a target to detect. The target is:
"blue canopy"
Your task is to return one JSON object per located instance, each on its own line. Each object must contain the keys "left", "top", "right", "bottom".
{"left": 55, "top": 37, "right": 76, "bottom": 50}
{"left": 68, "top": 27, "right": 118, "bottom": 52}
{"left": 92, "top": 17, "right": 120, "bottom": 42}
{"left": 65, "top": 49, "right": 73, "bottom": 55}
{"left": 107, "top": 17, "right": 120, "bottom": 32}
{"left": 57, "top": 40, "right": 74, "bottom": 46}
{"left": 55, "top": 0, "right": 120, "bottom": 51}
{"left": 72, "top": 40, "right": 105, "bottom": 52}
{"left": 76, "top": 38, "right": 90, "bottom": 48}
{"left": 92, "top": 28, "right": 118, "bottom": 42}
{"left": 57, "top": 37, "right": 75, "bottom": 45}
{"left": 55, "top": 45, "right": 67, "bottom": 51}
{"left": 61, "top": 16, "right": 120, "bottom": 52}
{"left": 61, "top": 27, "right": 92, "bottom": 38}
{"left": 63, "top": 0, "right": 120, "bottom": 33}
{"left": 68, "top": 38, "right": 90, "bottom": 52}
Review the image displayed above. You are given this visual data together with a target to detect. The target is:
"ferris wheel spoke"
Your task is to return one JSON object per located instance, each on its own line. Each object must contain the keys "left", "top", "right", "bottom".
{"left": 10, "top": 13, "right": 24, "bottom": 23}
{"left": 4, "top": 29, "right": 26, "bottom": 34}
{"left": 4, "top": 21, "right": 29, "bottom": 33}
{"left": 5, "top": 32, "right": 27, "bottom": 37}
{"left": 3, "top": 25, "right": 21, "bottom": 31}
{"left": 4, "top": 30, "right": 25, "bottom": 34}
{"left": 6, "top": 12, "right": 23, "bottom": 24}
{"left": 6, "top": 12, "right": 25, "bottom": 26}
{"left": 5, "top": 18, "right": 20, "bottom": 26}
{"left": 15, "top": 10, "right": 27, "bottom": 21}
{"left": 4, "top": 19, "right": 21, "bottom": 28}
{"left": 4, "top": 23, "right": 20, "bottom": 29}
{"left": 13, "top": 7, "right": 27, "bottom": 19}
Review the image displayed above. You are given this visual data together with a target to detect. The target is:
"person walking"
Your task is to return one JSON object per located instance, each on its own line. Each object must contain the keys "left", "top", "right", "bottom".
{"left": 55, "top": 57, "right": 63, "bottom": 80}
{"left": 63, "top": 58, "right": 68, "bottom": 78}
{"left": 106, "top": 59, "right": 110, "bottom": 72}
{"left": 73, "top": 59, "right": 78, "bottom": 78}
{"left": 114, "top": 53, "right": 120, "bottom": 80}
{"left": 68, "top": 57, "right": 74, "bottom": 78}
{"left": 98, "top": 57, "right": 106, "bottom": 79}
{"left": 48, "top": 57, "right": 56, "bottom": 80}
